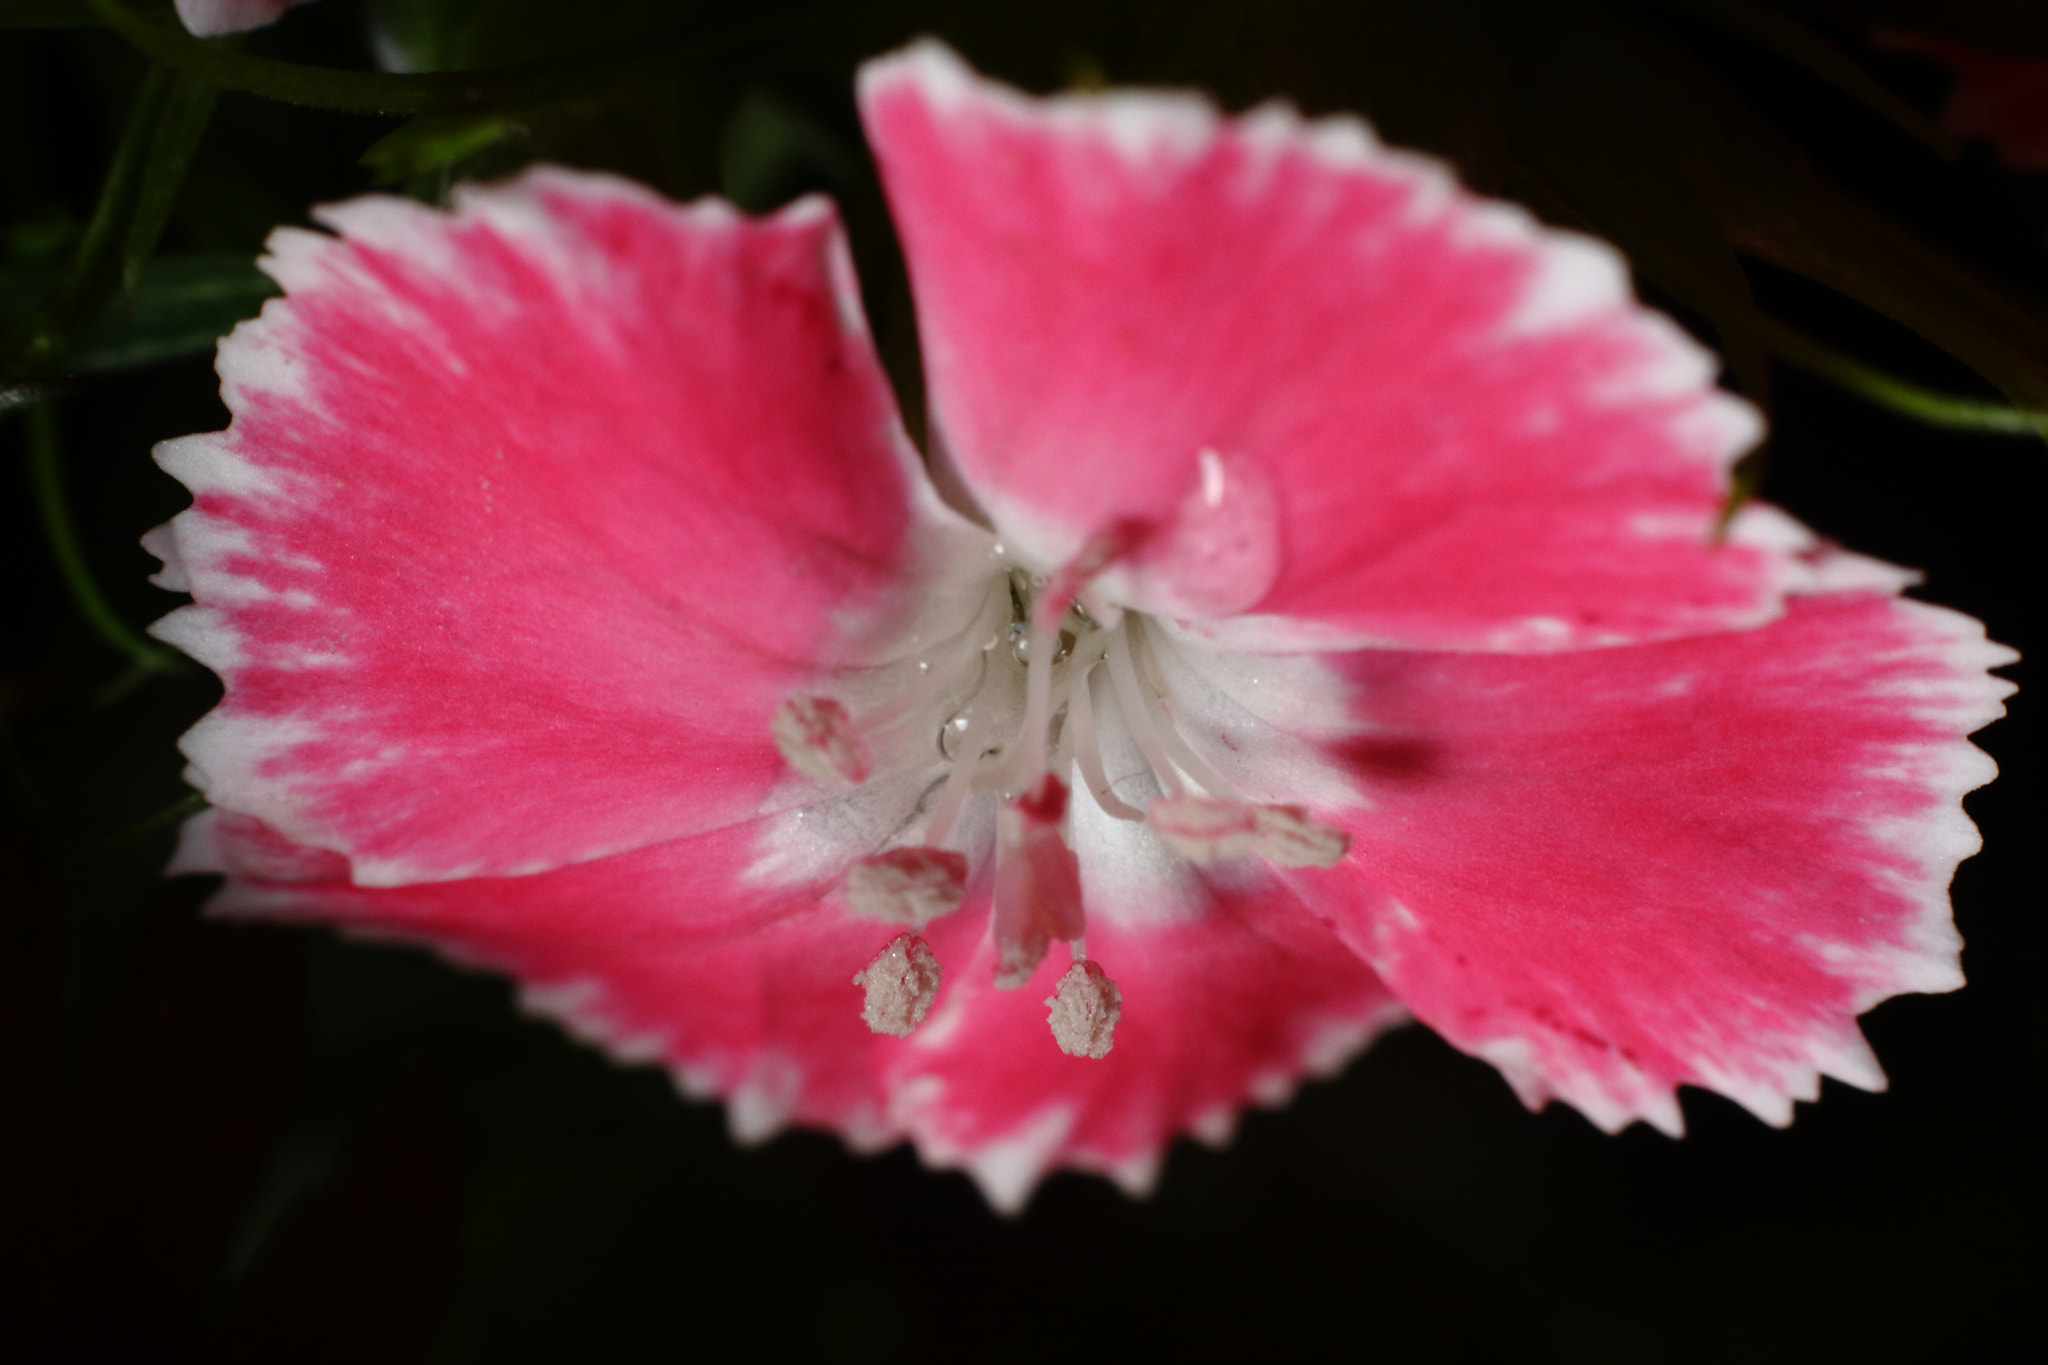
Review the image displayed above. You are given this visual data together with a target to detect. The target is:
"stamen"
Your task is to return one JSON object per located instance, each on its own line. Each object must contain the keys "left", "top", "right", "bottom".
{"left": 1046, "top": 960, "right": 1122, "bottom": 1058}
{"left": 1147, "top": 795, "right": 1351, "bottom": 869}
{"left": 1104, "top": 625, "right": 1183, "bottom": 798}
{"left": 1061, "top": 624, "right": 1114, "bottom": 677}
{"left": 854, "top": 934, "right": 942, "bottom": 1037}
{"left": 858, "top": 608, "right": 996, "bottom": 735}
{"left": 1146, "top": 795, "right": 1259, "bottom": 862}
{"left": 1246, "top": 804, "right": 1352, "bottom": 868}
{"left": 1032, "top": 518, "right": 1150, "bottom": 632}
{"left": 1123, "top": 617, "right": 1242, "bottom": 801}
{"left": 774, "top": 580, "right": 1005, "bottom": 786}
{"left": 844, "top": 847, "right": 969, "bottom": 925}
{"left": 988, "top": 521, "right": 1147, "bottom": 798}
{"left": 922, "top": 698, "right": 999, "bottom": 849}
{"left": 992, "top": 610, "right": 1111, "bottom": 801}
{"left": 992, "top": 774, "right": 1086, "bottom": 987}
{"left": 1065, "top": 660, "right": 1143, "bottom": 820}
{"left": 1007, "top": 614, "right": 1057, "bottom": 791}
{"left": 772, "top": 696, "right": 871, "bottom": 785}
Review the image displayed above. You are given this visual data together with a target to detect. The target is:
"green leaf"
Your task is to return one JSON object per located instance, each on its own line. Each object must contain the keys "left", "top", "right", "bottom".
{"left": 718, "top": 88, "right": 861, "bottom": 213}
{"left": 2, "top": 63, "right": 172, "bottom": 371}
{"left": 367, "top": 0, "right": 703, "bottom": 73}
{"left": 121, "top": 70, "right": 220, "bottom": 295}
{"left": 0, "top": 253, "right": 280, "bottom": 373}
{"left": 87, "top": 0, "right": 808, "bottom": 117}
{"left": 1655, "top": 0, "right": 1959, "bottom": 158}
{"left": 1485, "top": 2, "right": 1777, "bottom": 402}
{"left": 360, "top": 109, "right": 528, "bottom": 185}
{"left": 1665, "top": 63, "right": 2048, "bottom": 412}
{"left": 1480, "top": 1, "right": 2048, "bottom": 418}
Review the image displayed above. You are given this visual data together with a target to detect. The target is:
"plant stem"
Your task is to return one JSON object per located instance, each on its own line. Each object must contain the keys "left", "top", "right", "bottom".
{"left": 122, "top": 68, "right": 219, "bottom": 294}
{"left": 103, "top": 788, "right": 206, "bottom": 849}
{"left": 21, "top": 403, "right": 183, "bottom": 676}
{"left": 86, "top": 0, "right": 799, "bottom": 116}
{"left": 1762, "top": 318, "right": 2048, "bottom": 438}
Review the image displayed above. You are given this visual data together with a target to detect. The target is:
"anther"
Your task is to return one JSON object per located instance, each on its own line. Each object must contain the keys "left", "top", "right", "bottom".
{"left": 1146, "top": 795, "right": 1257, "bottom": 861}
{"left": 1248, "top": 804, "right": 1351, "bottom": 868}
{"left": 854, "top": 934, "right": 942, "bottom": 1037}
{"left": 772, "top": 696, "right": 871, "bottom": 785}
{"left": 1046, "top": 960, "right": 1121, "bottom": 1058}
{"left": 1147, "top": 796, "right": 1350, "bottom": 869}
{"left": 845, "top": 847, "right": 968, "bottom": 925}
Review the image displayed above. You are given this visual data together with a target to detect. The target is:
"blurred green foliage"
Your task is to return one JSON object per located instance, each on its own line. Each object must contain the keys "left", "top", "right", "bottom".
{"left": 8, "top": 0, "right": 2047, "bottom": 429}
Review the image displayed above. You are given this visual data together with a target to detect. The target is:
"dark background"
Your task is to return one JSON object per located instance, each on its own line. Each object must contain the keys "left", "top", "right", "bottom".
{"left": 1, "top": 2, "right": 2038, "bottom": 1360}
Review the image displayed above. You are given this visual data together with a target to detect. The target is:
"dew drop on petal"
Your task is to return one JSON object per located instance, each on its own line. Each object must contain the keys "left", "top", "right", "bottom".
{"left": 938, "top": 712, "right": 972, "bottom": 760}
{"left": 1138, "top": 449, "right": 1281, "bottom": 618}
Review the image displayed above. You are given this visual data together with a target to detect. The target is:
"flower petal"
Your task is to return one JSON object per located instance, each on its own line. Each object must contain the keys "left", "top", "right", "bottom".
{"left": 891, "top": 875, "right": 1405, "bottom": 1212}
{"left": 1297, "top": 590, "right": 2014, "bottom": 1134}
{"left": 192, "top": 806, "right": 955, "bottom": 1152}
{"left": 150, "top": 167, "right": 961, "bottom": 886}
{"left": 860, "top": 42, "right": 1792, "bottom": 650}
{"left": 174, "top": 0, "right": 314, "bottom": 37}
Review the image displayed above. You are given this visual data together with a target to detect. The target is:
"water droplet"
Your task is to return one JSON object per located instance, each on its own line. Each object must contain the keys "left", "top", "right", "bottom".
{"left": 1138, "top": 449, "right": 1281, "bottom": 617}
{"left": 938, "top": 713, "right": 972, "bottom": 760}
{"left": 1199, "top": 449, "right": 1227, "bottom": 507}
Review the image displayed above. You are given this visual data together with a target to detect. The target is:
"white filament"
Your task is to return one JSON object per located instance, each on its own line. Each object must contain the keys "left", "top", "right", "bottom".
{"left": 1123, "top": 618, "right": 1241, "bottom": 801}
{"left": 922, "top": 699, "right": 997, "bottom": 849}
{"left": 1104, "top": 622, "right": 1185, "bottom": 799}
{"left": 1065, "top": 661, "right": 1144, "bottom": 820}
{"left": 856, "top": 581, "right": 1008, "bottom": 737}
{"left": 1005, "top": 616, "right": 1059, "bottom": 793}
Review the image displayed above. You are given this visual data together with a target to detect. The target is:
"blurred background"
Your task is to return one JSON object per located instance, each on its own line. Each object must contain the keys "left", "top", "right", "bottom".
{"left": 0, "top": 1, "right": 2038, "bottom": 1359}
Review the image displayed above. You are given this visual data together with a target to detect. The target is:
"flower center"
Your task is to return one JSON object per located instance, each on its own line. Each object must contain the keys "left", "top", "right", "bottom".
{"left": 777, "top": 537, "right": 1349, "bottom": 1055}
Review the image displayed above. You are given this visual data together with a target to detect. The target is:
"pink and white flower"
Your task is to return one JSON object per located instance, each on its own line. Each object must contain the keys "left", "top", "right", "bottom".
{"left": 145, "top": 43, "right": 2015, "bottom": 1210}
{"left": 174, "top": 0, "right": 315, "bottom": 38}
